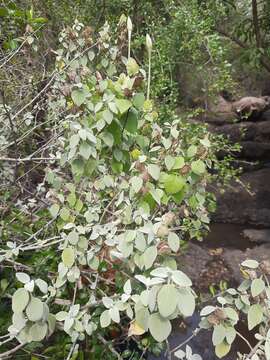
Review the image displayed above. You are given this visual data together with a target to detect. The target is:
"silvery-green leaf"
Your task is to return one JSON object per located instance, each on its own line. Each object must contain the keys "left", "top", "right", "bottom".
{"left": 200, "top": 306, "right": 216, "bottom": 316}
{"left": 131, "top": 176, "right": 143, "bottom": 193}
{"left": 69, "top": 304, "right": 80, "bottom": 317}
{"left": 103, "top": 109, "right": 113, "bottom": 124}
{"left": 158, "top": 284, "right": 178, "bottom": 318}
{"left": 150, "top": 267, "right": 168, "bottom": 278}
{"left": 49, "top": 203, "right": 60, "bottom": 218}
{"left": 62, "top": 247, "right": 75, "bottom": 268}
{"left": 212, "top": 324, "right": 227, "bottom": 346}
{"left": 100, "top": 310, "right": 111, "bottom": 328}
{"left": 226, "top": 327, "right": 236, "bottom": 345}
{"left": 147, "top": 164, "right": 160, "bottom": 181}
{"left": 149, "top": 313, "right": 172, "bottom": 342}
{"left": 71, "top": 89, "right": 87, "bottom": 106}
{"left": 26, "top": 297, "right": 44, "bottom": 321}
{"left": 178, "top": 288, "right": 195, "bottom": 317}
{"left": 165, "top": 155, "right": 175, "bottom": 171}
{"left": 55, "top": 311, "right": 68, "bottom": 321}
{"left": 174, "top": 349, "right": 185, "bottom": 359}
{"left": 103, "top": 132, "right": 114, "bottom": 147}
{"left": 265, "top": 340, "right": 270, "bottom": 360}
{"left": 12, "top": 312, "right": 27, "bottom": 332}
{"left": 135, "top": 307, "right": 150, "bottom": 331}
{"left": 16, "top": 272, "right": 30, "bottom": 284}
{"left": 224, "top": 307, "right": 239, "bottom": 323}
{"left": 64, "top": 316, "right": 74, "bottom": 332}
{"left": 143, "top": 246, "right": 157, "bottom": 270}
{"left": 172, "top": 270, "right": 192, "bottom": 287}
{"left": 79, "top": 142, "right": 91, "bottom": 160}
{"left": 12, "top": 288, "right": 30, "bottom": 313}
{"left": 251, "top": 278, "right": 265, "bottom": 297}
{"left": 135, "top": 233, "right": 146, "bottom": 252}
{"left": 102, "top": 297, "right": 113, "bottom": 309}
{"left": 241, "top": 259, "right": 259, "bottom": 269}
{"left": 124, "top": 280, "right": 132, "bottom": 295}
{"left": 30, "top": 322, "right": 48, "bottom": 342}
{"left": 67, "top": 231, "right": 79, "bottom": 245}
{"left": 24, "top": 280, "right": 35, "bottom": 292}
{"left": 140, "top": 290, "right": 149, "bottom": 306}
{"left": 109, "top": 307, "right": 120, "bottom": 323}
{"left": 119, "top": 239, "right": 133, "bottom": 258}
{"left": 215, "top": 342, "right": 231, "bottom": 359}
{"left": 168, "top": 232, "right": 180, "bottom": 253}
{"left": 248, "top": 304, "right": 263, "bottom": 330}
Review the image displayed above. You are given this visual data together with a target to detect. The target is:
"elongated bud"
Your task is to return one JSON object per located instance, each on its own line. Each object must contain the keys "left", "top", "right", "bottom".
{"left": 118, "top": 14, "right": 127, "bottom": 27}
{"left": 146, "top": 34, "right": 152, "bottom": 52}
{"left": 127, "top": 17, "right": 133, "bottom": 33}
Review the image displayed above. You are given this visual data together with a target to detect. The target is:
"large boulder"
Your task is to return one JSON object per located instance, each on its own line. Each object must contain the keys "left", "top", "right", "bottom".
{"left": 213, "top": 168, "right": 270, "bottom": 226}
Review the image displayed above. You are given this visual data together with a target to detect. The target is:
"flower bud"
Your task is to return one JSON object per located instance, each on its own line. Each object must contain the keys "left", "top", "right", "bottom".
{"left": 146, "top": 34, "right": 152, "bottom": 52}
{"left": 127, "top": 17, "right": 133, "bottom": 33}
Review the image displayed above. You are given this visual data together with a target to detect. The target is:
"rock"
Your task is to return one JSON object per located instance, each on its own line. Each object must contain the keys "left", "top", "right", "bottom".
{"left": 242, "top": 228, "right": 270, "bottom": 244}
{"left": 211, "top": 120, "right": 270, "bottom": 142}
{"left": 213, "top": 168, "right": 270, "bottom": 226}
{"left": 223, "top": 244, "right": 270, "bottom": 283}
{"left": 231, "top": 96, "right": 270, "bottom": 120}
{"left": 239, "top": 141, "right": 270, "bottom": 161}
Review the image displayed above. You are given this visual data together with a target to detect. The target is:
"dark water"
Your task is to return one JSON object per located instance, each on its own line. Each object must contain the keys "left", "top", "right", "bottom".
{"left": 203, "top": 223, "right": 254, "bottom": 250}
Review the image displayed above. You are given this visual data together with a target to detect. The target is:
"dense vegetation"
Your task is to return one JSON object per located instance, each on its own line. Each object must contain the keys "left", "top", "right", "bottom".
{"left": 0, "top": 1, "right": 270, "bottom": 359}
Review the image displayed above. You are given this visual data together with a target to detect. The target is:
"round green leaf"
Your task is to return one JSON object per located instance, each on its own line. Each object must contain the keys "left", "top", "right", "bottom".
{"left": 191, "top": 160, "right": 206, "bottom": 175}
{"left": 163, "top": 174, "right": 185, "bottom": 195}
{"left": 215, "top": 342, "right": 231, "bottom": 358}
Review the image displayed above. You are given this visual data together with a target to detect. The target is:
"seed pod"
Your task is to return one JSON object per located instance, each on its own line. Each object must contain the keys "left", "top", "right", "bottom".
{"left": 162, "top": 212, "right": 175, "bottom": 226}
{"left": 156, "top": 224, "right": 169, "bottom": 238}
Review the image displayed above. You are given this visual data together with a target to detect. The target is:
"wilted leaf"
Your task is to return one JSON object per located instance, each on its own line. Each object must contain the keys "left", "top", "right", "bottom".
{"left": 128, "top": 320, "right": 145, "bottom": 336}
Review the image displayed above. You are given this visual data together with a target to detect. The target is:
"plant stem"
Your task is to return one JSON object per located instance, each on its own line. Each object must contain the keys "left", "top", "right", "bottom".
{"left": 147, "top": 55, "right": 151, "bottom": 100}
